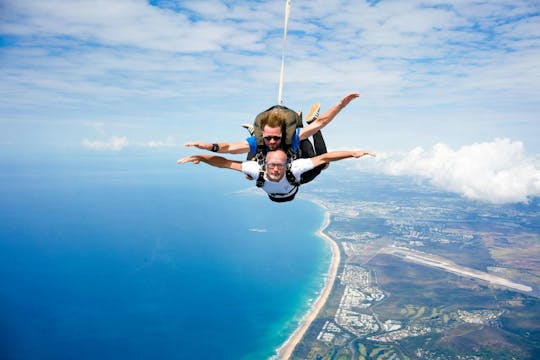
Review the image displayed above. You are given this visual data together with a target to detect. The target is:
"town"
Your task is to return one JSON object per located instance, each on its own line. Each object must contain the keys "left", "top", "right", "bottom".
{"left": 292, "top": 187, "right": 540, "bottom": 359}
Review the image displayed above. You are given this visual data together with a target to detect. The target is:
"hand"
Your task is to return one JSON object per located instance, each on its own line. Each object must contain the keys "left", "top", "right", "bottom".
{"left": 338, "top": 93, "right": 360, "bottom": 108}
{"left": 184, "top": 142, "right": 211, "bottom": 151}
{"left": 177, "top": 156, "right": 201, "bottom": 164}
{"left": 352, "top": 150, "right": 376, "bottom": 158}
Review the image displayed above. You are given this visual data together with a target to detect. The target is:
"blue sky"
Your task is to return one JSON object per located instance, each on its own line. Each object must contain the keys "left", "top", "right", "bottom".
{"left": 1, "top": 0, "right": 539, "bottom": 202}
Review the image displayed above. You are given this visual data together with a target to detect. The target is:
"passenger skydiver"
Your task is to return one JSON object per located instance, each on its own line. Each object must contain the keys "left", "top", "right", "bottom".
{"left": 178, "top": 148, "right": 375, "bottom": 202}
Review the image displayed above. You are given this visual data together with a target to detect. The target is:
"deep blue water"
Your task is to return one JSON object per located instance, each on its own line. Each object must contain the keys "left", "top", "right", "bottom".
{"left": 0, "top": 150, "right": 329, "bottom": 359}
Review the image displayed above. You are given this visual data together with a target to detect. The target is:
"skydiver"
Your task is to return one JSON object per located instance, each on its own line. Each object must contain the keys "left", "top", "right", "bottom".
{"left": 184, "top": 92, "right": 359, "bottom": 156}
{"left": 178, "top": 148, "right": 375, "bottom": 202}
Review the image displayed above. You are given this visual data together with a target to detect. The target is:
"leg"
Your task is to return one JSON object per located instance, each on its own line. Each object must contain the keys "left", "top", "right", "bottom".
{"left": 312, "top": 130, "right": 327, "bottom": 155}
{"left": 300, "top": 138, "right": 315, "bottom": 158}
{"left": 300, "top": 130, "right": 327, "bottom": 184}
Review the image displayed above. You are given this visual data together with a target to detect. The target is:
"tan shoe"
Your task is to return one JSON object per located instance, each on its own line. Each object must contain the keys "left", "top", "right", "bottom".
{"left": 306, "top": 102, "right": 320, "bottom": 124}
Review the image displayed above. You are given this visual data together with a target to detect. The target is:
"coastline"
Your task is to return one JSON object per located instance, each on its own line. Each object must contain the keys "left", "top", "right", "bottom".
{"left": 276, "top": 203, "right": 340, "bottom": 359}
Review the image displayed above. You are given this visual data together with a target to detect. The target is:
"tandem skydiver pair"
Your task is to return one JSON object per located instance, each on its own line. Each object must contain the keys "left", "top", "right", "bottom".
{"left": 179, "top": 93, "right": 375, "bottom": 202}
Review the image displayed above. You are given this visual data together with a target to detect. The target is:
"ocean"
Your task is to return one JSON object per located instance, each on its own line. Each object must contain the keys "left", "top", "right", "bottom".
{"left": 0, "top": 150, "right": 330, "bottom": 359}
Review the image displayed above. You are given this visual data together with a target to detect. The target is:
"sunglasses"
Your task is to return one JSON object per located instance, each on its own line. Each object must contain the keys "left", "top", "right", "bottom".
{"left": 263, "top": 135, "right": 282, "bottom": 141}
{"left": 266, "top": 162, "right": 286, "bottom": 169}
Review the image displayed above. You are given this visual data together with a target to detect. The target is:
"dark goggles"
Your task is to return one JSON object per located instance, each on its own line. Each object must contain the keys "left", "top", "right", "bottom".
{"left": 263, "top": 135, "right": 282, "bottom": 141}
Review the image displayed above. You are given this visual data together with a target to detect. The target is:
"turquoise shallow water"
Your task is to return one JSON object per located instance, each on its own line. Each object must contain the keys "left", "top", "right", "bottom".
{"left": 0, "top": 151, "right": 330, "bottom": 359}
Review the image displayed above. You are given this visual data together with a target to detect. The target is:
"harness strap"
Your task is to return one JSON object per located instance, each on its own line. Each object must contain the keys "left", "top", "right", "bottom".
{"left": 285, "top": 168, "right": 300, "bottom": 186}
{"left": 268, "top": 184, "right": 299, "bottom": 203}
{"left": 255, "top": 147, "right": 266, "bottom": 188}
{"left": 285, "top": 147, "right": 300, "bottom": 186}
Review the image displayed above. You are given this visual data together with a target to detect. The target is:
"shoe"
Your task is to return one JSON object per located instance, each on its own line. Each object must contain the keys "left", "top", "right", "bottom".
{"left": 306, "top": 102, "right": 320, "bottom": 124}
{"left": 242, "top": 123, "right": 255, "bottom": 136}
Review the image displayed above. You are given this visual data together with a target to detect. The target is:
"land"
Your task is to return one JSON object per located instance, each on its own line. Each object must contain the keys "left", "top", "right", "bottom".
{"left": 379, "top": 246, "right": 532, "bottom": 293}
{"left": 283, "top": 172, "right": 540, "bottom": 359}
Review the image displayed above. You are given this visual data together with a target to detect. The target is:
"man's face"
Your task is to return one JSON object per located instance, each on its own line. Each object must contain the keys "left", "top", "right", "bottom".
{"left": 262, "top": 125, "right": 282, "bottom": 151}
{"left": 265, "top": 151, "right": 287, "bottom": 182}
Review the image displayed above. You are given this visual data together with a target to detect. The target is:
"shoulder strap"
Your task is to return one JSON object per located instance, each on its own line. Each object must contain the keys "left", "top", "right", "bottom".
{"left": 255, "top": 148, "right": 266, "bottom": 188}
{"left": 284, "top": 156, "right": 300, "bottom": 186}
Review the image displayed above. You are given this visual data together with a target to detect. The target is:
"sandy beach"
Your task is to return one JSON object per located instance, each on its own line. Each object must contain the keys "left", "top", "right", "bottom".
{"left": 276, "top": 207, "right": 341, "bottom": 359}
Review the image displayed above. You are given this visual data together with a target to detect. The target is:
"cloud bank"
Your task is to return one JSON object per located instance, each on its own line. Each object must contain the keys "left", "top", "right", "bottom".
{"left": 81, "top": 136, "right": 129, "bottom": 151}
{"left": 374, "top": 138, "right": 540, "bottom": 204}
{"left": 81, "top": 136, "right": 176, "bottom": 151}
{"left": 2, "top": 0, "right": 539, "bottom": 106}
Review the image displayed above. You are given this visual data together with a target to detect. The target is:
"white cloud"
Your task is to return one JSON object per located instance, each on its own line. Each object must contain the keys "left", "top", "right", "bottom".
{"left": 81, "top": 136, "right": 177, "bottom": 150}
{"left": 0, "top": 0, "right": 237, "bottom": 52}
{"left": 82, "top": 136, "right": 129, "bottom": 151}
{"left": 137, "top": 137, "right": 177, "bottom": 148}
{"left": 371, "top": 138, "right": 540, "bottom": 204}
{"left": 3, "top": 1, "right": 539, "bottom": 104}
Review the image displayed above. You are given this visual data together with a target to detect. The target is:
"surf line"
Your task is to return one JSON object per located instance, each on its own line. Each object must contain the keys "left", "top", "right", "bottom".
{"left": 276, "top": 201, "right": 340, "bottom": 359}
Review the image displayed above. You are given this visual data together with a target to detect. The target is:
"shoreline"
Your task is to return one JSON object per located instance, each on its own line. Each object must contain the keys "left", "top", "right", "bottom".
{"left": 276, "top": 203, "right": 340, "bottom": 359}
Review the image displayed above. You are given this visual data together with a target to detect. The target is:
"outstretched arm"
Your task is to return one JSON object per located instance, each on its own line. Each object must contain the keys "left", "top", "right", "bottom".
{"left": 177, "top": 155, "right": 243, "bottom": 172}
{"left": 310, "top": 150, "right": 375, "bottom": 168}
{"left": 299, "top": 92, "right": 360, "bottom": 140}
{"left": 184, "top": 141, "right": 250, "bottom": 154}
